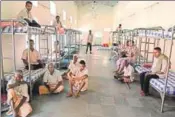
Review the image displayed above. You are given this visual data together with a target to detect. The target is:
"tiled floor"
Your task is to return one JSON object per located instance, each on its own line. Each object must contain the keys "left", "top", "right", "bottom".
{"left": 2, "top": 47, "right": 175, "bottom": 117}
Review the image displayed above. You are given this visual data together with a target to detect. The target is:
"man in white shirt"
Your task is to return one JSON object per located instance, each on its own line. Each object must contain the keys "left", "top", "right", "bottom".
{"left": 22, "top": 39, "right": 45, "bottom": 70}
{"left": 17, "top": 1, "right": 40, "bottom": 27}
{"left": 114, "top": 59, "right": 134, "bottom": 83}
{"left": 62, "top": 55, "right": 79, "bottom": 80}
{"left": 67, "top": 60, "right": 88, "bottom": 98}
{"left": 140, "top": 47, "right": 168, "bottom": 96}
{"left": 39, "top": 63, "right": 64, "bottom": 94}
{"left": 86, "top": 30, "right": 93, "bottom": 54}
{"left": 6, "top": 70, "right": 32, "bottom": 117}
{"left": 123, "top": 60, "right": 135, "bottom": 83}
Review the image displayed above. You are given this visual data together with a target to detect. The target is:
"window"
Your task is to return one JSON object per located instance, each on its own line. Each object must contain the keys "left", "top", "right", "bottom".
{"left": 33, "top": 17, "right": 38, "bottom": 22}
{"left": 50, "top": 21, "right": 53, "bottom": 25}
{"left": 62, "top": 10, "right": 66, "bottom": 21}
{"left": 95, "top": 32, "right": 102, "bottom": 37}
{"left": 104, "top": 28, "right": 111, "bottom": 32}
{"left": 31, "top": 1, "right": 38, "bottom": 7}
{"left": 50, "top": 1, "right": 56, "bottom": 16}
{"left": 70, "top": 16, "right": 73, "bottom": 24}
{"left": 63, "top": 24, "right": 66, "bottom": 28}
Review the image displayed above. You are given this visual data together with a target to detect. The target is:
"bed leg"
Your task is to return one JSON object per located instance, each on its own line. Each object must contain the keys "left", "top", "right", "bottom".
{"left": 160, "top": 92, "right": 165, "bottom": 113}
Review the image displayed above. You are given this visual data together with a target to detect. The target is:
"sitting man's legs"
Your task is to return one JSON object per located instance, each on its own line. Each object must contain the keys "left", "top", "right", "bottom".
{"left": 67, "top": 76, "right": 75, "bottom": 97}
{"left": 49, "top": 85, "right": 64, "bottom": 93}
{"left": 140, "top": 72, "right": 147, "bottom": 92}
{"left": 7, "top": 89, "right": 32, "bottom": 117}
{"left": 143, "top": 74, "right": 159, "bottom": 95}
{"left": 39, "top": 85, "right": 64, "bottom": 95}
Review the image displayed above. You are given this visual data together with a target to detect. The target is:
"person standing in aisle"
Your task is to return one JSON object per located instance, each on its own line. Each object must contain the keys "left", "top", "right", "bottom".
{"left": 86, "top": 30, "right": 93, "bottom": 54}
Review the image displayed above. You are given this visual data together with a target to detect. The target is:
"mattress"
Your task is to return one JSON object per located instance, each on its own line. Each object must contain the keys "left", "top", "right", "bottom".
{"left": 135, "top": 66, "right": 175, "bottom": 95}
{"left": 150, "top": 71, "right": 175, "bottom": 95}
{"left": 4, "top": 68, "right": 46, "bottom": 83}
{"left": 135, "top": 65, "right": 151, "bottom": 74}
{"left": 1, "top": 25, "right": 54, "bottom": 34}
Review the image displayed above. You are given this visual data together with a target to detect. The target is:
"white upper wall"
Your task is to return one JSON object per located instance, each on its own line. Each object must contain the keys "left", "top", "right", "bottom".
{"left": 113, "top": 1, "right": 175, "bottom": 70}
{"left": 78, "top": 4, "right": 114, "bottom": 32}
{"left": 113, "top": 1, "right": 175, "bottom": 29}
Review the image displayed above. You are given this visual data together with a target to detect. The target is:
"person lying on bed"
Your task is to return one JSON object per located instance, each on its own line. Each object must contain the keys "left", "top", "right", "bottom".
{"left": 140, "top": 47, "right": 168, "bottom": 96}
{"left": 6, "top": 70, "right": 32, "bottom": 117}
{"left": 39, "top": 63, "right": 64, "bottom": 95}
{"left": 22, "top": 39, "right": 45, "bottom": 70}
{"left": 17, "top": 1, "right": 41, "bottom": 28}
{"left": 62, "top": 55, "right": 79, "bottom": 80}
{"left": 67, "top": 60, "right": 88, "bottom": 98}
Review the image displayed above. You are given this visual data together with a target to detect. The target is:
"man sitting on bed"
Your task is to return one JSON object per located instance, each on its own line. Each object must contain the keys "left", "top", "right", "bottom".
{"left": 39, "top": 63, "right": 64, "bottom": 95}
{"left": 17, "top": 1, "right": 40, "bottom": 28}
{"left": 6, "top": 70, "right": 32, "bottom": 117}
{"left": 22, "top": 39, "right": 45, "bottom": 70}
{"left": 62, "top": 54, "right": 79, "bottom": 80}
{"left": 67, "top": 60, "right": 88, "bottom": 98}
{"left": 140, "top": 47, "right": 168, "bottom": 96}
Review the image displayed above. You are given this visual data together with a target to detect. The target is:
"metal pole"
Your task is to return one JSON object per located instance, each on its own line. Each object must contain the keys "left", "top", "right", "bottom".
{"left": 162, "top": 30, "right": 166, "bottom": 55}
{"left": 12, "top": 20, "right": 16, "bottom": 71}
{"left": 144, "top": 30, "right": 147, "bottom": 63}
{"left": 0, "top": 27, "right": 6, "bottom": 94}
{"left": 160, "top": 27, "right": 174, "bottom": 113}
{"left": 27, "top": 25, "right": 32, "bottom": 99}
{"left": 146, "top": 37, "right": 150, "bottom": 63}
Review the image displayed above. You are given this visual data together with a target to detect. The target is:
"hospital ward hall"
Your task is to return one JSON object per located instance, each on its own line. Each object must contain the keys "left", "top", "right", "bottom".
{"left": 1, "top": 1, "right": 175, "bottom": 117}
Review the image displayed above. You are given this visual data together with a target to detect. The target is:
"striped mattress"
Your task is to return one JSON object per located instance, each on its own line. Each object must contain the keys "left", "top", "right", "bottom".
{"left": 135, "top": 65, "right": 175, "bottom": 95}
{"left": 4, "top": 68, "right": 46, "bottom": 83}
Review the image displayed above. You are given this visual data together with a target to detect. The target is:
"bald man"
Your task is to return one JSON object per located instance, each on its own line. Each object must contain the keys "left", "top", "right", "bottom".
{"left": 62, "top": 55, "right": 79, "bottom": 80}
{"left": 6, "top": 70, "right": 32, "bottom": 117}
{"left": 39, "top": 63, "right": 64, "bottom": 95}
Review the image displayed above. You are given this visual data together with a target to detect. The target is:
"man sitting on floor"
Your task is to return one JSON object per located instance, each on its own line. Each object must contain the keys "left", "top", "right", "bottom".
{"left": 62, "top": 55, "right": 79, "bottom": 80}
{"left": 6, "top": 70, "right": 32, "bottom": 117}
{"left": 39, "top": 63, "right": 64, "bottom": 95}
{"left": 22, "top": 39, "right": 45, "bottom": 70}
{"left": 123, "top": 60, "right": 135, "bottom": 83}
{"left": 140, "top": 47, "right": 168, "bottom": 96}
{"left": 114, "top": 60, "right": 135, "bottom": 83}
{"left": 67, "top": 60, "right": 88, "bottom": 98}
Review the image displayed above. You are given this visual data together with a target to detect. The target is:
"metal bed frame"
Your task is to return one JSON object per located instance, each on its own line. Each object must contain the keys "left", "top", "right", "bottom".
{"left": 134, "top": 26, "right": 165, "bottom": 65}
{"left": 0, "top": 19, "right": 82, "bottom": 113}
{"left": 0, "top": 19, "right": 58, "bottom": 100}
{"left": 134, "top": 26, "right": 175, "bottom": 113}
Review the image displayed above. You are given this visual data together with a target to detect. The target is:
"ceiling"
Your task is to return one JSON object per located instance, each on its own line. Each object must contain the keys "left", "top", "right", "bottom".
{"left": 75, "top": 1, "right": 118, "bottom": 7}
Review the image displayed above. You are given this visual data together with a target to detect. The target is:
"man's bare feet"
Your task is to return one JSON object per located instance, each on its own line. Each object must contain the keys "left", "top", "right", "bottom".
{"left": 66, "top": 92, "right": 73, "bottom": 97}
